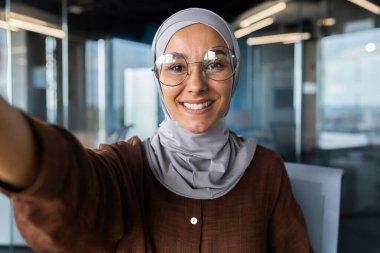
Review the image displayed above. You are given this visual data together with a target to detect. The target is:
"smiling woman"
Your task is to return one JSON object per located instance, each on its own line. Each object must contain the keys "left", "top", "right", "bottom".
{"left": 159, "top": 25, "right": 234, "bottom": 133}
{"left": 0, "top": 7, "right": 313, "bottom": 253}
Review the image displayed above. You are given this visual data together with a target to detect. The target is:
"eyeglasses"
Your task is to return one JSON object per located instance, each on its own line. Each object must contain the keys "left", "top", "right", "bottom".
{"left": 153, "top": 46, "right": 238, "bottom": 87}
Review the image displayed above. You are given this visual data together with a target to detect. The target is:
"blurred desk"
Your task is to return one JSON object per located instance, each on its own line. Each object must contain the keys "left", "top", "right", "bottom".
{"left": 317, "top": 132, "right": 370, "bottom": 163}
{"left": 318, "top": 132, "right": 369, "bottom": 150}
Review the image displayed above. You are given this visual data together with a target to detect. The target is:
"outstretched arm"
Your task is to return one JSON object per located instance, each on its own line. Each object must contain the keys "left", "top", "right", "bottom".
{"left": 0, "top": 96, "right": 37, "bottom": 188}
{"left": 0, "top": 96, "right": 128, "bottom": 252}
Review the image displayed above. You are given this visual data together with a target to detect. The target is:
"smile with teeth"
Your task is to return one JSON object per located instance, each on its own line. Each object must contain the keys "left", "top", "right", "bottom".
{"left": 182, "top": 101, "right": 212, "bottom": 110}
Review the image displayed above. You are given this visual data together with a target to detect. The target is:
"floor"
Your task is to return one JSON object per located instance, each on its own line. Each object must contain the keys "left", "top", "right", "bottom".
{"left": 322, "top": 146, "right": 380, "bottom": 253}
{"left": 339, "top": 216, "right": 380, "bottom": 253}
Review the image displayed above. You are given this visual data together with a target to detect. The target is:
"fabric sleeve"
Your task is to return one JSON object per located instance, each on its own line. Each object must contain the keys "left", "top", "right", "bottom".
{"left": 267, "top": 157, "right": 314, "bottom": 253}
{"left": 0, "top": 114, "right": 143, "bottom": 253}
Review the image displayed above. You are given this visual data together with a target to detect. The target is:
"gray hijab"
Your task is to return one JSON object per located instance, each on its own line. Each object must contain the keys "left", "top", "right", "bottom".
{"left": 143, "top": 8, "right": 256, "bottom": 199}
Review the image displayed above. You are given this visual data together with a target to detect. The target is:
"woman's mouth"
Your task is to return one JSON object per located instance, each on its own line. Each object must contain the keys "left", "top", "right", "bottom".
{"left": 183, "top": 101, "right": 212, "bottom": 110}
{"left": 180, "top": 100, "right": 214, "bottom": 113}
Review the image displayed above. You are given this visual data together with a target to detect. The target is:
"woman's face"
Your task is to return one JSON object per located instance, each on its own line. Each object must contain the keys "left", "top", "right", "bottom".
{"left": 161, "top": 24, "right": 233, "bottom": 133}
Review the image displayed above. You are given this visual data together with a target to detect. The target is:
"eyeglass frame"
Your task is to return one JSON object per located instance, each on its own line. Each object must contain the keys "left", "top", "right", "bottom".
{"left": 152, "top": 46, "right": 239, "bottom": 87}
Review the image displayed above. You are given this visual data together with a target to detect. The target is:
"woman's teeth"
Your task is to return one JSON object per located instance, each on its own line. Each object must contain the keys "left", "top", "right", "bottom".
{"left": 183, "top": 101, "right": 211, "bottom": 110}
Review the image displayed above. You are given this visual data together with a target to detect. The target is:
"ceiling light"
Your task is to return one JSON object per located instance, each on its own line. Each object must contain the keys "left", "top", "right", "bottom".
{"left": 234, "top": 18, "right": 274, "bottom": 38}
{"left": 9, "top": 18, "right": 65, "bottom": 38}
{"left": 7, "top": 12, "right": 65, "bottom": 39}
{"left": 347, "top": 0, "right": 380, "bottom": 15}
{"left": 240, "top": 0, "right": 286, "bottom": 28}
{"left": 365, "top": 42, "right": 376, "bottom": 52}
{"left": 247, "top": 32, "right": 311, "bottom": 46}
{"left": 0, "top": 20, "right": 19, "bottom": 31}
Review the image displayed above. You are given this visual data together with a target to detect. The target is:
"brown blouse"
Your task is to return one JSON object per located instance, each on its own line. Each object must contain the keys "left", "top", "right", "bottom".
{"left": 0, "top": 116, "right": 313, "bottom": 253}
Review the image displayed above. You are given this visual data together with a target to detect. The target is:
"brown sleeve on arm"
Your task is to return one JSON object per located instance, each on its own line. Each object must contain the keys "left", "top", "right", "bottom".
{"left": 267, "top": 159, "right": 314, "bottom": 253}
{"left": 0, "top": 115, "right": 138, "bottom": 253}
{"left": 0, "top": 111, "right": 43, "bottom": 193}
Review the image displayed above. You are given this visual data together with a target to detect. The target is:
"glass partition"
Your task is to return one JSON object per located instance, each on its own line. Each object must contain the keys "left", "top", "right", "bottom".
{"left": 234, "top": 0, "right": 380, "bottom": 252}
{"left": 111, "top": 39, "right": 156, "bottom": 141}
{"left": 8, "top": 0, "right": 64, "bottom": 124}
{"left": 0, "top": 0, "right": 65, "bottom": 252}
{"left": 69, "top": 38, "right": 154, "bottom": 148}
{"left": 316, "top": 3, "right": 380, "bottom": 252}
{"left": 237, "top": 42, "right": 298, "bottom": 161}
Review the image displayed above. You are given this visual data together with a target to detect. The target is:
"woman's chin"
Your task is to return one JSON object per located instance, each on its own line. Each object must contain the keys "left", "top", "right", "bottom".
{"left": 181, "top": 122, "right": 212, "bottom": 134}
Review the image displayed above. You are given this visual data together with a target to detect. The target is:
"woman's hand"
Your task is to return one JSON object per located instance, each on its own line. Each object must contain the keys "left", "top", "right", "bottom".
{"left": 0, "top": 97, "right": 37, "bottom": 188}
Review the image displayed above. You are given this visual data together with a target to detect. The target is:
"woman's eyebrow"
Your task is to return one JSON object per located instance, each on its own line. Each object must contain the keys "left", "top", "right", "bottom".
{"left": 165, "top": 47, "right": 228, "bottom": 60}
{"left": 210, "top": 49, "right": 227, "bottom": 55}
{"left": 165, "top": 51, "right": 187, "bottom": 59}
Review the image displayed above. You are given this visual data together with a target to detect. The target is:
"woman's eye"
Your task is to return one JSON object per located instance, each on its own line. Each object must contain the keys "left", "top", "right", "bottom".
{"left": 168, "top": 64, "right": 186, "bottom": 73}
{"left": 205, "top": 61, "right": 225, "bottom": 72}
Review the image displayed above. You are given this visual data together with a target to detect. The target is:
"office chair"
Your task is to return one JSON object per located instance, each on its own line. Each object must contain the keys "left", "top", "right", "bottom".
{"left": 284, "top": 162, "right": 344, "bottom": 253}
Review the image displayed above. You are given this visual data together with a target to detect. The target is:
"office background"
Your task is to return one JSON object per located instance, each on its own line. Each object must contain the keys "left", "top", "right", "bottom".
{"left": 1, "top": 0, "right": 380, "bottom": 252}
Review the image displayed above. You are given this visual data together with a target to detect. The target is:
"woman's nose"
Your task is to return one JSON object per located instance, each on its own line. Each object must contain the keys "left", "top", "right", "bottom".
{"left": 184, "top": 64, "right": 208, "bottom": 93}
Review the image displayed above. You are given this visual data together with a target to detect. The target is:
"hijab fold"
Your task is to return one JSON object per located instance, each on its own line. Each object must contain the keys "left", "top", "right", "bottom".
{"left": 143, "top": 8, "right": 256, "bottom": 199}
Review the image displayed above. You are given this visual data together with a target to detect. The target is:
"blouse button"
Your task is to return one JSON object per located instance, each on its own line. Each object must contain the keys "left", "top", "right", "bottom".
{"left": 190, "top": 217, "right": 198, "bottom": 225}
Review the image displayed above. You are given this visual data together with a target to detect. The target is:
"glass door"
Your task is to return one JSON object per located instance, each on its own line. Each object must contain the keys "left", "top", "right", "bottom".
{"left": 8, "top": 0, "right": 65, "bottom": 125}
{"left": 246, "top": 42, "right": 300, "bottom": 162}
{"left": 0, "top": 0, "right": 66, "bottom": 251}
{"left": 229, "top": 0, "right": 312, "bottom": 163}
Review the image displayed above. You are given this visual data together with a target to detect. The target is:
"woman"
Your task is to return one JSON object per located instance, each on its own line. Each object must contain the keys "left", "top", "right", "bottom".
{"left": 0, "top": 8, "right": 312, "bottom": 253}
